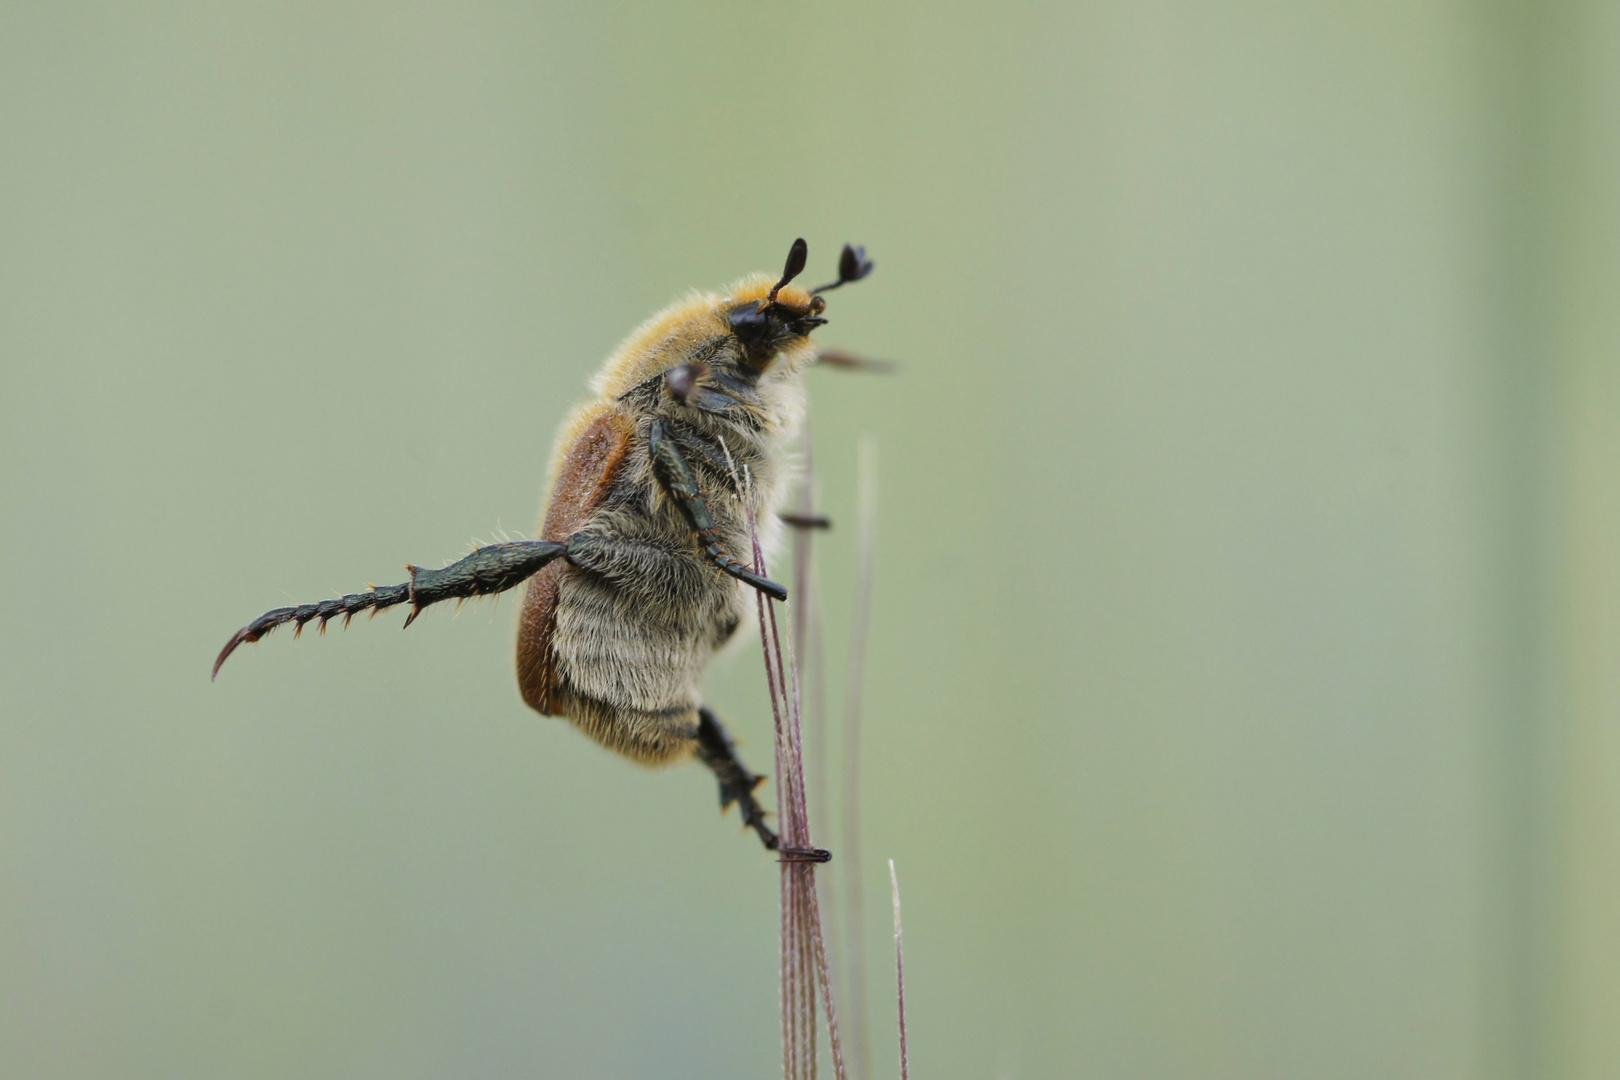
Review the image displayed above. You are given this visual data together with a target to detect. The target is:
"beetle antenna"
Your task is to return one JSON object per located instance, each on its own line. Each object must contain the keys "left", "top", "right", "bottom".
{"left": 766, "top": 237, "right": 810, "bottom": 306}
{"left": 810, "top": 243, "right": 875, "bottom": 294}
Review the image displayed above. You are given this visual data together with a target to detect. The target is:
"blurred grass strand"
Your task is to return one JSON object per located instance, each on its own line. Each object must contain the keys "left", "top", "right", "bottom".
{"left": 842, "top": 438, "right": 879, "bottom": 1080}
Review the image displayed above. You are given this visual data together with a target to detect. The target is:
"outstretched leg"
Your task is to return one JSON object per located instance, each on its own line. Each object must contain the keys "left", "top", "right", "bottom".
{"left": 213, "top": 539, "right": 566, "bottom": 678}
{"left": 693, "top": 707, "right": 830, "bottom": 862}
{"left": 647, "top": 419, "right": 787, "bottom": 602}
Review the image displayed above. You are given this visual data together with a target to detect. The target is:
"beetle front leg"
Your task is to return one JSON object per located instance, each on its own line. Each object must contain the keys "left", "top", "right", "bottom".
{"left": 646, "top": 419, "right": 787, "bottom": 602}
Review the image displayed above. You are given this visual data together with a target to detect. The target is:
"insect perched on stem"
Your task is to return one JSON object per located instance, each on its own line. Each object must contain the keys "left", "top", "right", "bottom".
{"left": 214, "top": 239, "right": 876, "bottom": 857}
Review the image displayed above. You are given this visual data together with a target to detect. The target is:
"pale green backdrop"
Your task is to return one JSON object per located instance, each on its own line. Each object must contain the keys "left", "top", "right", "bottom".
{"left": 3, "top": 3, "right": 1617, "bottom": 1078}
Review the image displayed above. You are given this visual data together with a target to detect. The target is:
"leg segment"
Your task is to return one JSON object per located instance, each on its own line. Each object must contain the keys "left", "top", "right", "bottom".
{"left": 694, "top": 707, "right": 777, "bottom": 851}
{"left": 694, "top": 707, "right": 830, "bottom": 861}
{"left": 213, "top": 539, "right": 566, "bottom": 678}
{"left": 647, "top": 419, "right": 787, "bottom": 602}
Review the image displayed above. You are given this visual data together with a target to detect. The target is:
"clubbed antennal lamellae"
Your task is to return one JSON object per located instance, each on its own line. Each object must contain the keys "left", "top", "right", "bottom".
{"left": 810, "top": 244, "right": 875, "bottom": 295}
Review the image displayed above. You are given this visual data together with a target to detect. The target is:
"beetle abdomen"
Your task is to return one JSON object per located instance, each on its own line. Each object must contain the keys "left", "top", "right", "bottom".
{"left": 516, "top": 403, "right": 747, "bottom": 764}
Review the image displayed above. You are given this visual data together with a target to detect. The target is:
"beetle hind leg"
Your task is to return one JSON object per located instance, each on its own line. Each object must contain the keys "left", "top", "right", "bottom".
{"left": 693, "top": 707, "right": 830, "bottom": 862}
{"left": 693, "top": 707, "right": 776, "bottom": 851}
{"left": 548, "top": 687, "right": 829, "bottom": 861}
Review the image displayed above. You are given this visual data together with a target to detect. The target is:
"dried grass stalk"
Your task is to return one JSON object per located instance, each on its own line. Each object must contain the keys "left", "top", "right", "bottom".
{"left": 751, "top": 517, "right": 846, "bottom": 1080}
{"left": 762, "top": 432, "right": 887, "bottom": 1080}
{"left": 790, "top": 432, "right": 846, "bottom": 1070}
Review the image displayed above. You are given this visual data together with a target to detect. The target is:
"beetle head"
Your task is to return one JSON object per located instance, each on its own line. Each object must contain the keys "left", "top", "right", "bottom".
{"left": 728, "top": 238, "right": 829, "bottom": 370}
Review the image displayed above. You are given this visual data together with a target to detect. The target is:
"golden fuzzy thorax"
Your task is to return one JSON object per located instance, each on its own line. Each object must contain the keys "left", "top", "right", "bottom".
{"left": 591, "top": 274, "right": 818, "bottom": 397}
{"left": 516, "top": 272, "right": 819, "bottom": 764}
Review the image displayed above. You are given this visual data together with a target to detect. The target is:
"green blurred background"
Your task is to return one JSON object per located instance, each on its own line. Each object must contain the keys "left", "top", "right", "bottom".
{"left": 3, "top": 3, "right": 1617, "bottom": 1077}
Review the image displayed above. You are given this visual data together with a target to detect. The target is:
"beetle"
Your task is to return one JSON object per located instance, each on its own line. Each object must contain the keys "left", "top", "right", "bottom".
{"left": 214, "top": 238, "right": 874, "bottom": 857}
